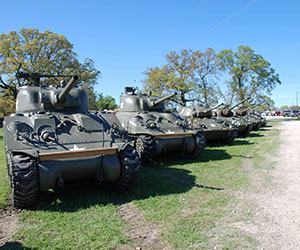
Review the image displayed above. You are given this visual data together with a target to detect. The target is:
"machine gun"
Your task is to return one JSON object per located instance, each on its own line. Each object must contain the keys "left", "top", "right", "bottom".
{"left": 149, "top": 92, "right": 177, "bottom": 108}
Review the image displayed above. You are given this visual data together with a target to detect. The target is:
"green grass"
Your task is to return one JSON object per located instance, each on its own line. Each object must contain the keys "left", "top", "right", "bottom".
{"left": 0, "top": 128, "right": 9, "bottom": 208}
{"left": 0, "top": 125, "right": 280, "bottom": 249}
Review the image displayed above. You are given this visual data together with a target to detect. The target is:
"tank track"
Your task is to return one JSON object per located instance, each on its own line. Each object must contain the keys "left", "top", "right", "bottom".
{"left": 8, "top": 153, "right": 39, "bottom": 208}
{"left": 189, "top": 131, "right": 206, "bottom": 158}
{"left": 240, "top": 125, "right": 252, "bottom": 138}
{"left": 136, "top": 135, "right": 156, "bottom": 163}
{"left": 115, "top": 144, "right": 141, "bottom": 194}
{"left": 225, "top": 130, "right": 238, "bottom": 145}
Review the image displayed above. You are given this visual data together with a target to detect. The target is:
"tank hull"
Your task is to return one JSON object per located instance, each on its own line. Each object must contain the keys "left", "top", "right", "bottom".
{"left": 116, "top": 111, "right": 205, "bottom": 161}
{"left": 4, "top": 111, "right": 141, "bottom": 208}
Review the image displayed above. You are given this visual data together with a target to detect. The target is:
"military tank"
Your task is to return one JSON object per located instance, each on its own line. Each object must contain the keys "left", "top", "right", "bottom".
{"left": 4, "top": 72, "right": 141, "bottom": 208}
{"left": 215, "top": 99, "right": 253, "bottom": 138}
{"left": 235, "top": 106, "right": 261, "bottom": 131}
{"left": 116, "top": 87, "right": 206, "bottom": 162}
{"left": 236, "top": 101, "right": 269, "bottom": 131}
{"left": 179, "top": 103, "right": 238, "bottom": 144}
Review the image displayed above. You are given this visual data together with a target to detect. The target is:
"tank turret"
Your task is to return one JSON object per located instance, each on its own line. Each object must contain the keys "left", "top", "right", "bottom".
{"left": 219, "top": 98, "right": 251, "bottom": 117}
{"left": 15, "top": 72, "right": 88, "bottom": 114}
{"left": 119, "top": 87, "right": 177, "bottom": 112}
{"left": 236, "top": 102, "right": 263, "bottom": 116}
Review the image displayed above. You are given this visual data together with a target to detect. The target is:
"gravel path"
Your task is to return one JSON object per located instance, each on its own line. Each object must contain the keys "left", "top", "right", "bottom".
{"left": 251, "top": 121, "right": 300, "bottom": 249}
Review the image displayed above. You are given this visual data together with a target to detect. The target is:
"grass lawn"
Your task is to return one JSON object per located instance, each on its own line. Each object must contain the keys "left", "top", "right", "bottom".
{"left": 0, "top": 125, "right": 280, "bottom": 249}
{"left": 0, "top": 128, "right": 9, "bottom": 208}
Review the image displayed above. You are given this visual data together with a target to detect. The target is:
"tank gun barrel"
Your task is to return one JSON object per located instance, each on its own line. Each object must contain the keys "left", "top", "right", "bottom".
{"left": 150, "top": 92, "right": 177, "bottom": 107}
{"left": 56, "top": 76, "right": 78, "bottom": 104}
{"left": 207, "top": 103, "right": 224, "bottom": 112}
{"left": 229, "top": 97, "right": 251, "bottom": 111}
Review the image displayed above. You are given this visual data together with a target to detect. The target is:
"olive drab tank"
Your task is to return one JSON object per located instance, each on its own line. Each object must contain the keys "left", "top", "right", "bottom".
{"left": 235, "top": 101, "right": 267, "bottom": 131}
{"left": 115, "top": 87, "right": 206, "bottom": 162}
{"left": 179, "top": 103, "right": 238, "bottom": 145}
{"left": 215, "top": 98, "right": 253, "bottom": 138}
{"left": 4, "top": 72, "right": 141, "bottom": 208}
{"left": 235, "top": 106, "right": 261, "bottom": 131}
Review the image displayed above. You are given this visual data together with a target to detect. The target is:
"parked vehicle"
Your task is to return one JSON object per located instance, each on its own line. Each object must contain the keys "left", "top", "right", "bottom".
{"left": 215, "top": 99, "right": 253, "bottom": 138}
{"left": 4, "top": 72, "right": 141, "bottom": 208}
{"left": 179, "top": 104, "right": 238, "bottom": 144}
{"left": 116, "top": 87, "right": 206, "bottom": 162}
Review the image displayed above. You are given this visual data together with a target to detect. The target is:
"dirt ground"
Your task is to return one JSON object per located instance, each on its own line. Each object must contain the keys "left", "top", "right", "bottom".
{"left": 253, "top": 121, "right": 300, "bottom": 249}
{"left": 229, "top": 121, "right": 300, "bottom": 249}
{"left": 117, "top": 202, "right": 171, "bottom": 250}
{"left": 0, "top": 208, "right": 18, "bottom": 247}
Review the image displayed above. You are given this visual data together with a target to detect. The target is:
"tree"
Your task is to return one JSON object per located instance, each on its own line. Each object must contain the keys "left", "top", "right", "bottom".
{"left": 193, "top": 48, "right": 224, "bottom": 107}
{"left": 96, "top": 93, "right": 118, "bottom": 110}
{"left": 144, "top": 49, "right": 224, "bottom": 107}
{"left": 144, "top": 49, "right": 196, "bottom": 106}
{"left": 218, "top": 45, "right": 281, "bottom": 104}
{"left": 0, "top": 28, "right": 101, "bottom": 105}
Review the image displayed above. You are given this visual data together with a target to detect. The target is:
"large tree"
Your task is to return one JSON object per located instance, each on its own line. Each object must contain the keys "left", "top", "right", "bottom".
{"left": 0, "top": 28, "right": 100, "bottom": 109}
{"left": 218, "top": 45, "right": 281, "bottom": 104}
{"left": 144, "top": 49, "right": 223, "bottom": 107}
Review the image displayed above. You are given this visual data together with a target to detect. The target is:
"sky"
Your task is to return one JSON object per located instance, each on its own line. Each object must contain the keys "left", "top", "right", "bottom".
{"left": 0, "top": 0, "right": 299, "bottom": 107}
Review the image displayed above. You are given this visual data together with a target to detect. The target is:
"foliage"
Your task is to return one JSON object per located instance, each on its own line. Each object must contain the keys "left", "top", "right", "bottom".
{"left": 253, "top": 95, "right": 275, "bottom": 111}
{"left": 0, "top": 28, "right": 100, "bottom": 100}
{"left": 218, "top": 45, "right": 281, "bottom": 104}
{"left": 144, "top": 49, "right": 224, "bottom": 107}
{"left": 0, "top": 96, "right": 15, "bottom": 118}
{"left": 192, "top": 48, "right": 224, "bottom": 107}
{"left": 96, "top": 93, "right": 118, "bottom": 110}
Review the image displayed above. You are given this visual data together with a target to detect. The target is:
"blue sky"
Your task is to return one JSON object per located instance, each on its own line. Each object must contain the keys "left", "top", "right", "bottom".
{"left": 1, "top": 0, "right": 299, "bottom": 107}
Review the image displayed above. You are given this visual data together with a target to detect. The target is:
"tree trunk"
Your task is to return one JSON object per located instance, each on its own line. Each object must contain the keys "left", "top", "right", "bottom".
{"left": 180, "top": 91, "right": 186, "bottom": 106}
{"left": 237, "top": 77, "right": 245, "bottom": 102}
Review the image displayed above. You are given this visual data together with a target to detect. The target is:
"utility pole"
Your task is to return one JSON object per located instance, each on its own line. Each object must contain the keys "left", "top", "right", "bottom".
{"left": 296, "top": 92, "right": 299, "bottom": 107}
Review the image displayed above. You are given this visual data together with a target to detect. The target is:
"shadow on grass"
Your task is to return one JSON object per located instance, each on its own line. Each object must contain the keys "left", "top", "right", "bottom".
{"left": 37, "top": 166, "right": 199, "bottom": 212}
{"left": 0, "top": 135, "right": 3, "bottom": 140}
{"left": 231, "top": 139, "right": 254, "bottom": 146}
{"left": 0, "top": 242, "right": 35, "bottom": 250}
{"left": 248, "top": 132, "right": 265, "bottom": 138}
{"left": 154, "top": 148, "right": 232, "bottom": 166}
{"left": 259, "top": 128, "right": 272, "bottom": 131}
{"left": 263, "top": 124, "right": 272, "bottom": 128}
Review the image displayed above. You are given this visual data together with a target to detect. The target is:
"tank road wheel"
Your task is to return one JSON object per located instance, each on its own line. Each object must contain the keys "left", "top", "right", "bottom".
{"left": 115, "top": 144, "right": 141, "bottom": 194}
{"left": 135, "top": 135, "right": 156, "bottom": 163}
{"left": 8, "top": 153, "right": 39, "bottom": 208}
{"left": 188, "top": 131, "right": 206, "bottom": 158}
{"left": 224, "top": 130, "right": 238, "bottom": 145}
